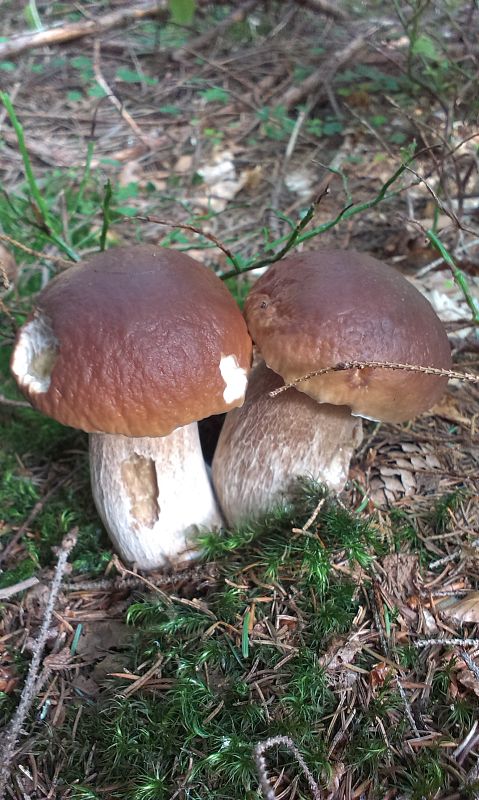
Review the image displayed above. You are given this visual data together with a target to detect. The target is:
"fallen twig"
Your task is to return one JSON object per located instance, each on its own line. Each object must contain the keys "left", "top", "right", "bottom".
{"left": 0, "top": 576, "right": 40, "bottom": 599}
{"left": 413, "top": 638, "right": 479, "bottom": 648}
{"left": 254, "top": 735, "right": 322, "bottom": 800}
{"left": 0, "top": 529, "right": 78, "bottom": 800}
{"left": 280, "top": 30, "right": 374, "bottom": 110}
{"left": 92, "top": 40, "right": 153, "bottom": 148}
{"left": 0, "top": 1, "right": 169, "bottom": 60}
{"left": 0, "top": 232, "right": 72, "bottom": 268}
{"left": 293, "top": 0, "right": 349, "bottom": 21}
{"left": 269, "top": 360, "right": 479, "bottom": 398}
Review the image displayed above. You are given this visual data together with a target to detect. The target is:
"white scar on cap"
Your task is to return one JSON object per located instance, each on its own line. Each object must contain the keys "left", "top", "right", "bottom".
{"left": 10, "top": 313, "right": 59, "bottom": 395}
{"left": 220, "top": 354, "right": 248, "bottom": 404}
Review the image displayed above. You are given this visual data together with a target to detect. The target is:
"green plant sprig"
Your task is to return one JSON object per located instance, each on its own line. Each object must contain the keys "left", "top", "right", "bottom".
{"left": 219, "top": 157, "right": 415, "bottom": 281}
{"left": 425, "top": 228, "right": 479, "bottom": 324}
{"left": 0, "top": 92, "right": 80, "bottom": 263}
{"left": 99, "top": 180, "right": 113, "bottom": 251}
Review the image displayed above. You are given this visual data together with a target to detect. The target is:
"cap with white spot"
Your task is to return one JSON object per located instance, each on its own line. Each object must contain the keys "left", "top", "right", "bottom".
{"left": 11, "top": 245, "right": 252, "bottom": 435}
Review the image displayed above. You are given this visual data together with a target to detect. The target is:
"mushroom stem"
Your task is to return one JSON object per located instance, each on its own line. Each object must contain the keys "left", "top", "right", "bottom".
{"left": 212, "top": 362, "right": 363, "bottom": 525}
{"left": 89, "top": 423, "right": 223, "bottom": 570}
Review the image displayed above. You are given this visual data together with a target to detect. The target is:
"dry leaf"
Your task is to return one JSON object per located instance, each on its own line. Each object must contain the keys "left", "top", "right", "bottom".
{"left": 318, "top": 635, "right": 363, "bottom": 670}
{"left": 195, "top": 150, "right": 244, "bottom": 212}
{"left": 369, "top": 661, "right": 393, "bottom": 690}
{"left": 284, "top": 168, "right": 314, "bottom": 199}
{"left": 456, "top": 667, "right": 479, "bottom": 697}
{"left": 118, "top": 159, "right": 142, "bottom": 187}
{"left": 437, "top": 592, "right": 479, "bottom": 624}
{"left": 240, "top": 164, "right": 263, "bottom": 192}
{"left": 369, "top": 441, "right": 441, "bottom": 507}
{"left": 76, "top": 619, "right": 131, "bottom": 661}
{"left": 410, "top": 270, "right": 479, "bottom": 335}
{"left": 0, "top": 665, "right": 18, "bottom": 693}
{"left": 174, "top": 154, "right": 193, "bottom": 173}
{"left": 43, "top": 646, "right": 73, "bottom": 672}
{"left": 381, "top": 553, "right": 419, "bottom": 599}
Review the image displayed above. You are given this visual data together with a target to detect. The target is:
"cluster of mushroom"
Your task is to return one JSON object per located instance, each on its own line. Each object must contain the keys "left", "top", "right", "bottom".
{"left": 11, "top": 245, "right": 451, "bottom": 571}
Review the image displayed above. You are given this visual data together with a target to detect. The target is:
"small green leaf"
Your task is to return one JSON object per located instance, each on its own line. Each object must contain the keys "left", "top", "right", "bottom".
{"left": 412, "top": 34, "right": 440, "bottom": 61}
{"left": 67, "top": 90, "right": 83, "bottom": 102}
{"left": 71, "top": 55, "right": 93, "bottom": 70}
{"left": 116, "top": 206, "right": 138, "bottom": 217}
{"left": 323, "top": 119, "right": 343, "bottom": 136}
{"left": 88, "top": 83, "right": 107, "bottom": 98}
{"left": 116, "top": 67, "right": 143, "bottom": 83}
{"left": 159, "top": 104, "right": 182, "bottom": 115}
{"left": 200, "top": 87, "right": 230, "bottom": 103}
{"left": 388, "top": 131, "right": 407, "bottom": 145}
{"left": 169, "top": 0, "right": 196, "bottom": 26}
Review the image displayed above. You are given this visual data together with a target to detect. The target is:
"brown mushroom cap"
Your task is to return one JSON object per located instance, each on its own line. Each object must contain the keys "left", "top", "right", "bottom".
{"left": 11, "top": 245, "right": 252, "bottom": 436}
{"left": 244, "top": 249, "right": 451, "bottom": 423}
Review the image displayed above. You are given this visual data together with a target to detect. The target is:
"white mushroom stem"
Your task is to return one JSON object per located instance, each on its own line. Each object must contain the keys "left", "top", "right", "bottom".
{"left": 212, "top": 362, "right": 363, "bottom": 526}
{"left": 89, "top": 423, "right": 223, "bottom": 570}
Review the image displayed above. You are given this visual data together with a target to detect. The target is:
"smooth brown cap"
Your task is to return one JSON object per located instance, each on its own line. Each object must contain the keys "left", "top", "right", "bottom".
{"left": 11, "top": 246, "right": 252, "bottom": 436}
{"left": 244, "top": 249, "right": 451, "bottom": 423}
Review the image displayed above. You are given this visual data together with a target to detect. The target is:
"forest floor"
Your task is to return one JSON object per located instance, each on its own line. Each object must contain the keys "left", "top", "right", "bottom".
{"left": 0, "top": 2, "right": 479, "bottom": 799}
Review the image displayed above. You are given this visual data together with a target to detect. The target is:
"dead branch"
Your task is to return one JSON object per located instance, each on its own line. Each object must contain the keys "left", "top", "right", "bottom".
{"left": 0, "top": 576, "right": 40, "bottom": 600}
{"left": 293, "top": 0, "right": 349, "bottom": 22}
{"left": 0, "top": 2, "right": 169, "bottom": 60}
{"left": 280, "top": 30, "right": 373, "bottom": 110}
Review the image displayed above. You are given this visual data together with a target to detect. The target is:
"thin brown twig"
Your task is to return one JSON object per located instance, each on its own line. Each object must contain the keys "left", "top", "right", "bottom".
{"left": 121, "top": 654, "right": 163, "bottom": 698}
{"left": 292, "top": 497, "right": 325, "bottom": 535}
{"left": 0, "top": 232, "right": 73, "bottom": 267}
{"left": 269, "top": 360, "right": 479, "bottom": 397}
{"left": 110, "top": 554, "right": 173, "bottom": 605}
{"left": 133, "top": 215, "right": 240, "bottom": 269}
{"left": 92, "top": 40, "right": 152, "bottom": 148}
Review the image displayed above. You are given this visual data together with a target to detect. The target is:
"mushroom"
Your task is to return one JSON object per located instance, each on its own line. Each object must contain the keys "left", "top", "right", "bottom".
{"left": 11, "top": 245, "right": 252, "bottom": 569}
{"left": 213, "top": 360, "right": 363, "bottom": 524}
{"left": 213, "top": 249, "right": 451, "bottom": 524}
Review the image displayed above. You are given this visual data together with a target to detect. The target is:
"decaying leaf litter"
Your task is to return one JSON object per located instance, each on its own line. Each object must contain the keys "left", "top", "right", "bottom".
{"left": 0, "top": 1, "right": 479, "bottom": 798}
